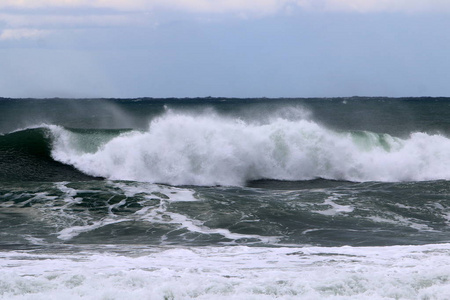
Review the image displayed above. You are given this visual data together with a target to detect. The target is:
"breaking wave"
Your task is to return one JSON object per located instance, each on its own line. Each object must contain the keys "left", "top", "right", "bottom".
{"left": 43, "top": 110, "right": 450, "bottom": 186}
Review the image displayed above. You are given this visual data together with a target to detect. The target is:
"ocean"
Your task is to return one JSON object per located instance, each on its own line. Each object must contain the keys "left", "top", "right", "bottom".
{"left": 1, "top": 97, "right": 450, "bottom": 299}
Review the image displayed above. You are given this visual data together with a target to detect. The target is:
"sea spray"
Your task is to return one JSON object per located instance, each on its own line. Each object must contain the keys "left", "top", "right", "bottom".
{"left": 48, "top": 110, "right": 450, "bottom": 185}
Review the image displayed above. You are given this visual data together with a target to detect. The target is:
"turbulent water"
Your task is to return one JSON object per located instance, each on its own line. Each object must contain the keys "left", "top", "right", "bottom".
{"left": 1, "top": 97, "right": 450, "bottom": 299}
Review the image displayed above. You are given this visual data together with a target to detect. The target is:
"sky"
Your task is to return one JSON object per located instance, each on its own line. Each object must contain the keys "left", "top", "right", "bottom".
{"left": 1, "top": 0, "right": 450, "bottom": 98}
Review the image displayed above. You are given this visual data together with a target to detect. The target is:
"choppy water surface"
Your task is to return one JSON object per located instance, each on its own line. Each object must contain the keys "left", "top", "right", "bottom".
{"left": 1, "top": 97, "right": 450, "bottom": 299}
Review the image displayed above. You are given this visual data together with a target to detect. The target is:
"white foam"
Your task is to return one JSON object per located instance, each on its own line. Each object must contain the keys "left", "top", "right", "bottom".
{"left": 46, "top": 182, "right": 275, "bottom": 244}
{"left": 56, "top": 218, "right": 129, "bottom": 241}
{"left": 312, "top": 194, "right": 355, "bottom": 216}
{"left": 112, "top": 181, "right": 198, "bottom": 202}
{"left": 111, "top": 182, "right": 279, "bottom": 244}
{"left": 2, "top": 243, "right": 450, "bottom": 299}
{"left": 48, "top": 112, "right": 450, "bottom": 186}
{"left": 366, "top": 215, "right": 434, "bottom": 232}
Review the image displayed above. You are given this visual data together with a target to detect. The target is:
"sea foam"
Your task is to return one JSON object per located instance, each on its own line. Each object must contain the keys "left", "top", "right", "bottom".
{"left": 1, "top": 244, "right": 450, "bottom": 299}
{"left": 49, "top": 111, "right": 450, "bottom": 186}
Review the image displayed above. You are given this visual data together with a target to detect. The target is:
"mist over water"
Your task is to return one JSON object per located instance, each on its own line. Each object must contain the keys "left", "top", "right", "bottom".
{"left": 0, "top": 98, "right": 152, "bottom": 134}
{"left": 2, "top": 97, "right": 449, "bottom": 135}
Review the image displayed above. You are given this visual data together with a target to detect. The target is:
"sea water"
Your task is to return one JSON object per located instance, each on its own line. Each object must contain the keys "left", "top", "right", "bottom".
{"left": 1, "top": 97, "right": 450, "bottom": 299}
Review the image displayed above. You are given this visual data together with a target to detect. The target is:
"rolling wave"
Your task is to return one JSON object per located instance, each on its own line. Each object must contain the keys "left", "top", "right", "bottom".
{"left": 42, "top": 111, "right": 450, "bottom": 186}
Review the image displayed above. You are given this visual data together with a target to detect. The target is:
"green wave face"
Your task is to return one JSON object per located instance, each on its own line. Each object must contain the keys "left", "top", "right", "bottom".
{"left": 0, "top": 127, "right": 124, "bottom": 182}
{"left": 61, "top": 128, "right": 133, "bottom": 154}
{"left": 0, "top": 128, "right": 51, "bottom": 157}
{"left": 350, "top": 131, "right": 402, "bottom": 152}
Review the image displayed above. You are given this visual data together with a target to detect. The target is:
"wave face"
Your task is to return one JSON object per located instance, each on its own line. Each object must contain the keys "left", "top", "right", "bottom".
{"left": 0, "top": 126, "right": 120, "bottom": 181}
{"left": 47, "top": 110, "right": 450, "bottom": 186}
{"left": 0, "top": 127, "right": 100, "bottom": 181}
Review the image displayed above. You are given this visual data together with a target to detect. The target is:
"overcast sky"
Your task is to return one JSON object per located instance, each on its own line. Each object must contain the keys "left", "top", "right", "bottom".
{"left": 1, "top": 0, "right": 450, "bottom": 98}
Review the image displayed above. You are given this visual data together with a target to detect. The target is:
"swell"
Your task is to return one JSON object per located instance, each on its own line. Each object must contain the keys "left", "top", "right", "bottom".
{"left": 47, "top": 111, "right": 450, "bottom": 186}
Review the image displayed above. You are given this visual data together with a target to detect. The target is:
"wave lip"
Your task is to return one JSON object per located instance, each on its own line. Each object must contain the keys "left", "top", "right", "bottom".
{"left": 46, "top": 112, "right": 450, "bottom": 186}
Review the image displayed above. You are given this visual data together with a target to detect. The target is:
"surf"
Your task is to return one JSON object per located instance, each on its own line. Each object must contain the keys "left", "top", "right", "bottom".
{"left": 44, "top": 110, "right": 450, "bottom": 186}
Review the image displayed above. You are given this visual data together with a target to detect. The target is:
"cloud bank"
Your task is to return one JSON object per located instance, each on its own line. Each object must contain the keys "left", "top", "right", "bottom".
{"left": 1, "top": 0, "right": 450, "bottom": 14}
{"left": 1, "top": 0, "right": 448, "bottom": 41}
{"left": 314, "top": 0, "right": 450, "bottom": 13}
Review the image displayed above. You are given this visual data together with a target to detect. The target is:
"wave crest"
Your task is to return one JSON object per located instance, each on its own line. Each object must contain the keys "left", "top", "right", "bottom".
{"left": 49, "top": 112, "right": 450, "bottom": 186}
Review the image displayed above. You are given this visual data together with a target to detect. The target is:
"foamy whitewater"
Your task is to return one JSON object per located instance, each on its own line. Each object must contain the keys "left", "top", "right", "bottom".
{"left": 1, "top": 97, "right": 450, "bottom": 299}
{"left": 3, "top": 244, "right": 450, "bottom": 300}
{"left": 50, "top": 110, "right": 450, "bottom": 185}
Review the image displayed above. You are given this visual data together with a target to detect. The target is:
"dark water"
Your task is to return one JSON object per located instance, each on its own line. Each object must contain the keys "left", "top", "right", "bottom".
{"left": 1, "top": 97, "right": 450, "bottom": 249}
